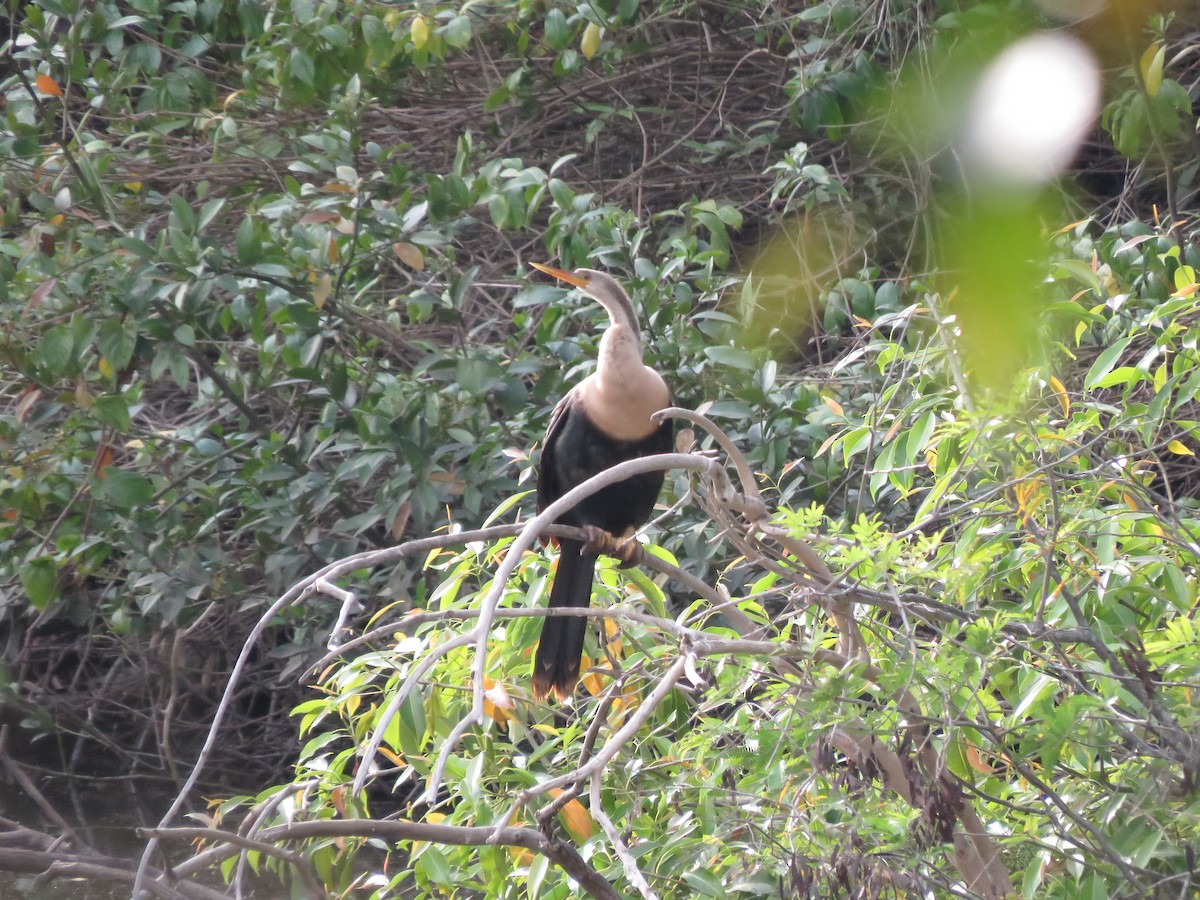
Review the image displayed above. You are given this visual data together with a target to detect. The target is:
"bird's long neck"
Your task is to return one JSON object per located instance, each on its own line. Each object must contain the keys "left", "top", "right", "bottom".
{"left": 597, "top": 323, "right": 645, "bottom": 383}
{"left": 578, "top": 317, "right": 669, "bottom": 442}
{"left": 594, "top": 289, "right": 641, "bottom": 344}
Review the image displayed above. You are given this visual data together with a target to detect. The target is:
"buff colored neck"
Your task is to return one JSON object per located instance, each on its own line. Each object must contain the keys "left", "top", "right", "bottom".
{"left": 576, "top": 323, "right": 669, "bottom": 441}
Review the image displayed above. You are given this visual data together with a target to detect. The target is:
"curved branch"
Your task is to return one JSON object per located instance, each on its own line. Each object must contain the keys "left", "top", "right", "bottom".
{"left": 653, "top": 406, "right": 767, "bottom": 520}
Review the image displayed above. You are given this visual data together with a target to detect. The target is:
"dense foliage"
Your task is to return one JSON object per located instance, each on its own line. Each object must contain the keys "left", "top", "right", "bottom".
{"left": 3, "top": 0, "right": 1200, "bottom": 898}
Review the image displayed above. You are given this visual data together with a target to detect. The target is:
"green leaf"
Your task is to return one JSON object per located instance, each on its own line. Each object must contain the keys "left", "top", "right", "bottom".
{"left": 512, "top": 285, "right": 563, "bottom": 308}
{"left": 92, "top": 394, "right": 131, "bottom": 431}
{"left": 236, "top": 214, "right": 261, "bottom": 264}
{"left": 1055, "top": 258, "right": 1103, "bottom": 294}
{"left": 289, "top": 47, "right": 314, "bottom": 85}
{"left": 487, "top": 193, "right": 508, "bottom": 228}
{"left": 714, "top": 204, "right": 743, "bottom": 228}
{"left": 34, "top": 324, "right": 77, "bottom": 376}
{"left": 704, "top": 345, "right": 756, "bottom": 370}
{"left": 906, "top": 410, "right": 936, "bottom": 457}
{"left": 527, "top": 854, "right": 549, "bottom": 898}
{"left": 20, "top": 557, "right": 59, "bottom": 610}
{"left": 1162, "top": 564, "right": 1191, "bottom": 611}
{"left": 1083, "top": 337, "right": 1133, "bottom": 390}
{"left": 442, "top": 14, "right": 472, "bottom": 49}
{"left": 100, "top": 469, "right": 155, "bottom": 509}
{"left": 483, "top": 86, "right": 509, "bottom": 112}
{"left": 397, "top": 690, "right": 426, "bottom": 757}
{"left": 683, "top": 869, "right": 727, "bottom": 897}
{"left": 1089, "top": 366, "right": 1146, "bottom": 390}
{"left": 548, "top": 177, "right": 573, "bottom": 208}
{"left": 842, "top": 425, "right": 872, "bottom": 465}
{"left": 361, "top": 15, "right": 390, "bottom": 56}
{"left": 169, "top": 194, "right": 196, "bottom": 232}
{"left": 179, "top": 34, "right": 211, "bottom": 58}
{"left": 118, "top": 236, "right": 157, "bottom": 259}
{"left": 97, "top": 317, "right": 137, "bottom": 371}
{"left": 623, "top": 564, "right": 667, "bottom": 617}
{"left": 703, "top": 400, "right": 753, "bottom": 419}
{"left": 196, "top": 197, "right": 225, "bottom": 231}
{"left": 544, "top": 8, "right": 569, "bottom": 49}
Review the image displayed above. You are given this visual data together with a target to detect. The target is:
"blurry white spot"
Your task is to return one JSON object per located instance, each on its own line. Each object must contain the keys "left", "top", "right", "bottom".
{"left": 963, "top": 33, "right": 1100, "bottom": 185}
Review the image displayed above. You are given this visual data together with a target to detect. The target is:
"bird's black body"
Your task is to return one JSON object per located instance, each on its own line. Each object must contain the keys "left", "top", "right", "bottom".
{"left": 528, "top": 262, "right": 673, "bottom": 702}
{"left": 534, "top": 398, "right": 673, "bottom": 701}
{"left": 539, "top": 397, "right": 672, "bottom": 535}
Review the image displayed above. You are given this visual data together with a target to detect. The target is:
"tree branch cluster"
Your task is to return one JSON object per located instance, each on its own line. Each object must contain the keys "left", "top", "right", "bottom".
{"left": 113, "top": 410, "right": 1016, "bottom": 899}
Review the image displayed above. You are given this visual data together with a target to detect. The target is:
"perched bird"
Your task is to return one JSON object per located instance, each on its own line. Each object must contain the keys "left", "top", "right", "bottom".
{"left": 529, "top": 262, "right": 674, "bottom": 702}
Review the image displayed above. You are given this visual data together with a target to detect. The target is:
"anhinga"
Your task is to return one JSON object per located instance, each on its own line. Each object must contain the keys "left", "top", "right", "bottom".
{"left": 529, "top": 262, "right": 674, "bottom": 702}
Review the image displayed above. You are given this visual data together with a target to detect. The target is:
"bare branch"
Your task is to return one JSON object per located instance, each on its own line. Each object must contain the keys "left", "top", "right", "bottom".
{"left": 147, "top": 826, "right": 324, "bottom": 898}
{"left": 138, "top": 411, "right": 1017, "bottom": 900}
{"left": 654, "top": 406, "right": 768, "bottom": 520}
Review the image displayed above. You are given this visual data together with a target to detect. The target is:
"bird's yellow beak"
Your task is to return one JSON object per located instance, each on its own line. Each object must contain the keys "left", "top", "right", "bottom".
{"left": 530, "top": 261, "right": 590, "bottom": 289}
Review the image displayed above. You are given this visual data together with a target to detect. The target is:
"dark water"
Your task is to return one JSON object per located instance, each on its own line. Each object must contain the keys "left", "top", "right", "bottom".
{"left": 0, "top": 733, "right": 208, "bottom": 900}
{"left": 2, "top": 771, "right": 170, "bottom": 899}
{"left": 0, "top": 694, "right": 308, "bottom": 900}
{"left": 0, "top": 873, "right": 126, "bottom": 899}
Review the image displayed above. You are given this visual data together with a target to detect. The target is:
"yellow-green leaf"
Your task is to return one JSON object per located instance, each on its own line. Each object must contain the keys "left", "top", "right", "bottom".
{"left": 581, "top": 22, "right": 601, "bottom": 59}
{"left": 411, "top": 15, "right": 429, "bottom": 49}
{"left": 1173, "top": 265, "right": 1196, "bottom": 292}
{"left": 312, "top": 272, "right": 332, "bottom": 309}
{"left": 21, "top": 557, "right": 59, "bottom": 610}
{"left": 1167, "top": 439, "right": 1193, "bottom": 456}
{"left": 1140, "top": 42, "right": 1164, "bottom": 97}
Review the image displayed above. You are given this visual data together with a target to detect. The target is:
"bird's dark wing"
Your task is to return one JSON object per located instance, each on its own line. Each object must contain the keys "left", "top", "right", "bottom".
{"left": 536, "top": 390, "right": 576, "bottom": 544}
{"left": 650, "top": 414, "right": 674, "bottom": 454}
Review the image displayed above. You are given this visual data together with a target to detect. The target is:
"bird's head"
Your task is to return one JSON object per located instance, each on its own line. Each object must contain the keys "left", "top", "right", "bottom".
{"left": 529, "top": 262, "right": 638, "bottom": 335}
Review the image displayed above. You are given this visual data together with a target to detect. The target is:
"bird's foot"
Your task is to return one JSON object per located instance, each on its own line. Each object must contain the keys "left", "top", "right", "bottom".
{"left": 581, "top": 525, "right": 644, "bottom": 568}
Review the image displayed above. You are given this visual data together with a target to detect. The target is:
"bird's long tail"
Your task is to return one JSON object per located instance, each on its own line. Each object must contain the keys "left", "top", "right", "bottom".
{"left": 533, "top": 538, "right": 596, "bottom": 702}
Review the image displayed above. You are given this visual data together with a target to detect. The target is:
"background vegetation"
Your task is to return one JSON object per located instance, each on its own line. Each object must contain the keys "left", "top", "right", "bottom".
{"left": 2, "top": 0, "right": 1199, "bottom": 897}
